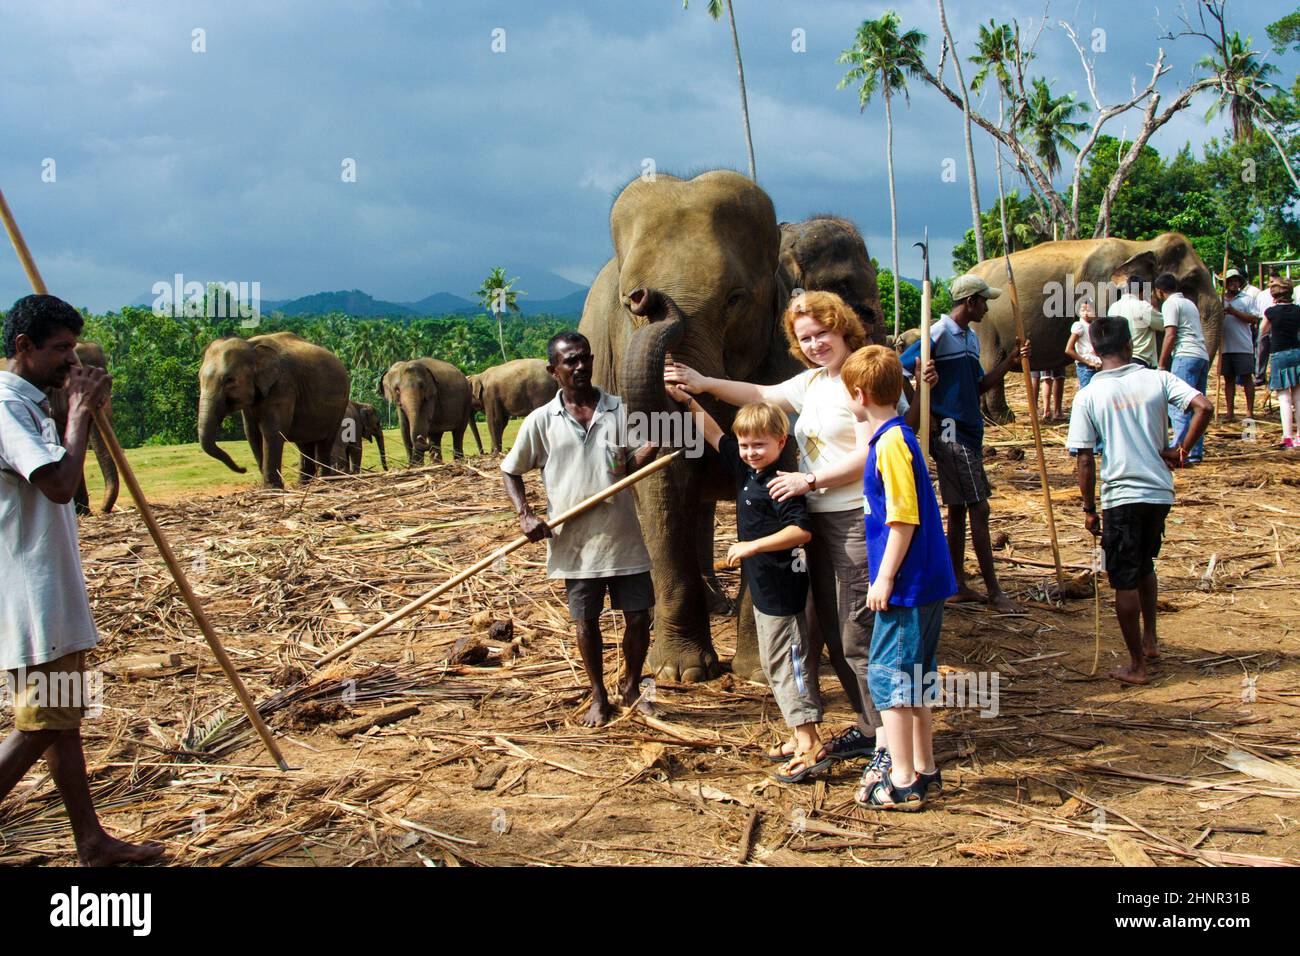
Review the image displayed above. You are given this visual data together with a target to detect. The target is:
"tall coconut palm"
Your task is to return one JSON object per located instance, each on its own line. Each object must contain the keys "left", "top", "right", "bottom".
{"left": 968, "top": 20, "right": 1020, "bottom": 100}
{"left": 1018, "top": 78, "right": 1089, "bottom": 179}
{"left": 476, "top": 267, "right": 525, "bottom": 362}
{"left": 839, "top": 12, "right": 927, "bottom": 341}
{"left": 685, "top": 0, "right": 757, "bottom": 180}
{"left": 1198, "top": 30, "right": 1299, "bottom": 192}
{"left": 937, "top": 0, "right": 984, "bottom": 262}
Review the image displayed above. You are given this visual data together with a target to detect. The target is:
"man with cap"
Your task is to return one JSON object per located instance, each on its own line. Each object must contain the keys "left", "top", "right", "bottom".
{"left": 1220, "top": 268, "right": 1260, "bottom": 421}
{"left": 901, "top": 275, "right": 1030, "bottom": 614}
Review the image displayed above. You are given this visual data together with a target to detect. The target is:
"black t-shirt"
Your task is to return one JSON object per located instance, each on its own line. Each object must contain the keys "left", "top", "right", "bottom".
{"left": 1267, "top": 304, "right": 1300, "bottom": 352}
{"left": 718, "top": 435, "right": 812, "bottom": 616}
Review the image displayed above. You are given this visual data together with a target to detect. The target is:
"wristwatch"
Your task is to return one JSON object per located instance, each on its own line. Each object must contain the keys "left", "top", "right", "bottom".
{"left": 805, "top": 472, "right": 817, "bottom": 490}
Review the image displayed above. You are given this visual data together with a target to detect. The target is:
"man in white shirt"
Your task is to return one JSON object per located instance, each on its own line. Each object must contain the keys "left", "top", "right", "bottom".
{"left": 1069, "top": 315, "right": 1212, "bottom": 685}
{"left": 1, "top": 295, "right": 164, "bottom": 865}
{"left": 1107, "top": 275, "right": 1164, "bottom": 368}
{"left": 1220, "top": 269, "right": 1260, "bottom": 420}
{"left": 1155, "top": 273, "right": 1210, "bottom": 464}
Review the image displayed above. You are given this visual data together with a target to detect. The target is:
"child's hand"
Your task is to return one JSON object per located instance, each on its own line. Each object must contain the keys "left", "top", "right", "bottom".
{"left": 726, "top": 542, "right": 753, "bottom": 567}
{"left": 866, "top": 576, "right": 894, "bottom": 612}
{"left": 665, "top": 382, "right": 691, "bottom": 405}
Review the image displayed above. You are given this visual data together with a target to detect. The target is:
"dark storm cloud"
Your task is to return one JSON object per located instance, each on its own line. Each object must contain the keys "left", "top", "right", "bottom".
{"left": 0, "top": 0, "right": 1293, "bottom": 311}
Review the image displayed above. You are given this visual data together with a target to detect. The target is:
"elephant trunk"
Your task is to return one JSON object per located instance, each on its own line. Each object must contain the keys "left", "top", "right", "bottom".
{"left": 198, "top": 392, "right": 247, "bottom": 474}
{"left": 619, "top": 287, "right": 688, "bottom": 417}
{"left": 90, "top": 420, "right": 119, "bottom": 512}
{"left": 1198, "top": 291, "right": 1225, "bottom": 363}
{"left": 374, "top": 428, "right": 388, "bottom": 470}
{"left": 401, "top": 392, "right": 431, "bottom": 453}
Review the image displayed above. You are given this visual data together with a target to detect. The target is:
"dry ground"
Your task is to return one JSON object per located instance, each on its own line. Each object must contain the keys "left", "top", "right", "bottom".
{"left": 3, "top": 379, "right": 1299, "bottom": 867}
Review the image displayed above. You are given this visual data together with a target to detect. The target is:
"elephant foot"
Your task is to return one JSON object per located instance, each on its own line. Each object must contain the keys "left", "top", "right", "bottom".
{"left": 729, "top": 645, "right": 767, "bottom": 685}
{"left": 649, "top": 638, "right": 721, "bottom": 683}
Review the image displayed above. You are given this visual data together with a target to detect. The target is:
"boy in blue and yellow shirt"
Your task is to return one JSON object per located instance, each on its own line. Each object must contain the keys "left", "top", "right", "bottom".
{"left": 841, "top": 346, "right": 956, "bottom": 811}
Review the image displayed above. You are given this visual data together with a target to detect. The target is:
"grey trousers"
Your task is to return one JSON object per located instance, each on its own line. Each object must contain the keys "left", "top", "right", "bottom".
{"left": 753, "top": 609, "right": 823, "bottom": 728}
{"left": 806, "top": 507, "right": 882, "bottom": 731}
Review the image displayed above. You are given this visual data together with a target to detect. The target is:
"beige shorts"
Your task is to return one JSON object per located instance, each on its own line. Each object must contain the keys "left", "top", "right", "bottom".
{"left": 7, "top": 650, "right": 88, "bottom": 731}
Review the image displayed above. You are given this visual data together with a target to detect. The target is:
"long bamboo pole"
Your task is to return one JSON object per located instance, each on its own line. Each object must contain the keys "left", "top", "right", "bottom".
{"left": 0, "top": 187, "right": 289, "bottom": 770}
{"left": 991, "top": 125, "right": 1064, "bottom": 591}
{"left": 316, "top": 449, "right": 683, "bottom": 666}
{"left": 914, "top": 230, "right": 932, "bottom": 459}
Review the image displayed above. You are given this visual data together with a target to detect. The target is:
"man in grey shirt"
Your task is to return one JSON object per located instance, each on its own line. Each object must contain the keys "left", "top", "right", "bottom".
{"left": 0, "top": 295, "right": 163, "bottom": 865}
{"left": 1220, "top": 269, "right": 1260, "bottom": 421}
{"left": 502, "top": 331, "right": 662, "bottom": 727}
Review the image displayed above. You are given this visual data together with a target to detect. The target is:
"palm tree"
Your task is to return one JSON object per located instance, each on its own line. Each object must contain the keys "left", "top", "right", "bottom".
{"left": 1019, "top": 78, "right": 1089, "bottom": 179}
{"left": 937, "top": 0, "right": 984, "bottom": 262}
{"left": 684, "top": 0, "right": 757, "bottom": 180}
{"left": 476, "top": 267, "right": 525, "bottom": 362}
{"left": 968, "top": 20, "right": 1020, "bottom": 100}
{"left": 839, "top": 12, "right": 927, "bottom": 341}
{"left": 1198, "top": 30, "right": 1299, "bottom": 192}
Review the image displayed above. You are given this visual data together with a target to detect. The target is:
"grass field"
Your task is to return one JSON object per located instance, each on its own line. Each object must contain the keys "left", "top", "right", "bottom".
{"left": 84, "top": 418, "right": 524, "bottom": 505}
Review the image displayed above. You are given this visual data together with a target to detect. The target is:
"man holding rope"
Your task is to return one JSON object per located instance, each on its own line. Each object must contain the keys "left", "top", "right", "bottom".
{"left": 501, "top": 331, "right": 662, "bottom": 727}
{"left": 0, "top": 295, "right": 164, "bottom": 865}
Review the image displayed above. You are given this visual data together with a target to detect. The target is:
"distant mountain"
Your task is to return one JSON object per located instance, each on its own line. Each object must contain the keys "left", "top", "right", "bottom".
{"left": 404, "top": 292, "right": 478, "bottom": 315}
{"left": 273, "top": 290, "right": 414, "bottom": 317}
{"left": 519, "top": 289, "right": 588, "bottom": 317}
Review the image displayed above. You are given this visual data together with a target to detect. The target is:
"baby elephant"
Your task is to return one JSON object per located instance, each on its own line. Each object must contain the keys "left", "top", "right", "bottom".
{"left": 332, "top": 400, "right": 387, "bottom": 474}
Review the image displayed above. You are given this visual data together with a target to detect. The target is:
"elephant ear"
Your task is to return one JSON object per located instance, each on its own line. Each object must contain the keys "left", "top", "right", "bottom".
{"left": 253, "top": 342, "right": 281, "bottom": 396}
{"left": 1109, "top": 250, "right": 1158, "bottom": 286}
{"left": 381, "top": 366, "right": 400, "bottom": 404}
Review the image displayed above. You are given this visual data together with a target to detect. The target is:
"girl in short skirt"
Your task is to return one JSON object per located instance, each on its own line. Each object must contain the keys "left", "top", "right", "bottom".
{"left": 1264, "top": 279, "right": 1300, "bottom": 447}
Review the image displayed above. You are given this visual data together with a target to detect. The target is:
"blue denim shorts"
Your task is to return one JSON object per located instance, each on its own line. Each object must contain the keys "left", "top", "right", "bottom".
{"left": 867, "top": 600, "right": 945, "bottom": 711}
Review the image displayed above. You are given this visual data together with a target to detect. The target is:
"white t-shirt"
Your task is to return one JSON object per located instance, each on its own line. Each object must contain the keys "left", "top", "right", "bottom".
{"left": 1107, "top": 294, "right": 1164, "bottom": 367}
{"left": 1069, "top": 320, "right": 1098, "bottom": 365}
{"left": 0, "top": 371, "right": 100, "bottom": 670}
{"left": 1161, "top": 293, "right": 1209, "bottom": 362}
{"left": 1222, "top": 289, "right": 1260, "bottom": 355}
{"left": 1067, "top": 364, "right": 1201, "bottom": 509}
{"left": 775, "top": 367, "right": 865, "bottom": 514}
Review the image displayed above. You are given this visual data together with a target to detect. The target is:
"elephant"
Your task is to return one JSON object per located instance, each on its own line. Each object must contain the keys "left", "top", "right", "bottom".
{"left": 5, "top": 342, "right": 120, "bottom": 515}
{"left": 580, "top": 170, "right": 883, "bottom": 683}
{"left": 331, "top": 400, "right": 387, "bottom": 474}
{"left": 468, "top": 358, "right": 556, "bottom": 454}
{"left": 382, "top": 358, "right": 481, "bottom": 465}
{"left": 893, "top": 328, "right": 922, "bottom": 352}
{"left": 965, "top": 232, "right": 1224, "bottom": 421}
{"left": 198, "top": 331, "right": 350, "bottom": 488}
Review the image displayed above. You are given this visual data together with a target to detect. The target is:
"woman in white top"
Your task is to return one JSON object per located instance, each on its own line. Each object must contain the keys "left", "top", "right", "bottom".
{"left": 666, "top": 291, "right": 932, "bottom": 772}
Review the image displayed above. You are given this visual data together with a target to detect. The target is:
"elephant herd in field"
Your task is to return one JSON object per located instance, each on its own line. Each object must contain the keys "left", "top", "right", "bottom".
{"left": 195, "top": 334, "right": 560, "bottom": 488}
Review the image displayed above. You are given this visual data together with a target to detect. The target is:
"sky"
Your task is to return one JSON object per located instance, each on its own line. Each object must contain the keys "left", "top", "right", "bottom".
{"left": 1, "top": 0, "right": 1296, "bottom": 312}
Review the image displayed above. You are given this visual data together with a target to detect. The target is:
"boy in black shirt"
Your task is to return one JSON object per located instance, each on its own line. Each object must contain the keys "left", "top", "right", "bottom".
{"left": 668, "top": 389, "right": 825, "bottom": 782}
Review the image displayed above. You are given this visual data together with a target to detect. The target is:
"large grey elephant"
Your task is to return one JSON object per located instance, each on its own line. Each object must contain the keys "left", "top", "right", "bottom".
{"left": 382, "top": 358, "right": 481, "bottom": 465}
{"left": 965, "top": 232, "right": 1224, "bottom": 420}
{"left": 198, "top": 331, "right": 350, "bottom": 487}
{"left": 331, "top": 400, "right": 387, "bottom": 474}
{"left": 26, "top": 342, "right": 120, "bottom": 515}
{"left": 580, "top": 171, "right": 882, "bottom": 683}
{"left": 468, "top": 358, "right": 556, "bottom": 454}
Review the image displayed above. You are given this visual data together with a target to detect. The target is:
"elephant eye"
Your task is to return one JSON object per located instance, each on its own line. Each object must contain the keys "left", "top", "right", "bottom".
{"left": 726, "top": 289, "right": 748, "bottom": 310}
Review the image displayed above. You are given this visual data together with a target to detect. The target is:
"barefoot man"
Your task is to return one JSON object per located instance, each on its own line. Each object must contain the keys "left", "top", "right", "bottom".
{"left": 1068, "top": 316, "right": 1212, "bottom": 685}
{"left": 0, "top": 295, "right": 164, "bottom": 864}
{"left": 501, "top": 331, "right": 662, "bottom": 727}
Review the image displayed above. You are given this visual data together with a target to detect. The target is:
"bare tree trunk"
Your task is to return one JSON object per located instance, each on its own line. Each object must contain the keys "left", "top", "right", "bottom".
{"left": 1256, "top": 116, "right": 1300, "bottom": 194}
{"left": 725, "top": 0, "right": 756, "bottom": 181}
{"left": 937, "top": 0, "right": 983, "bottom": 260}
{"left": 885, "top": 85, "right": 902, "bottom": 341}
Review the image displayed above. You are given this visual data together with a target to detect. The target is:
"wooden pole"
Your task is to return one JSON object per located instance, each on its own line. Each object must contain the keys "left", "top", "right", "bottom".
{"left": 914, "top": 230, "right": 932, "bottom": 459}
{"left": 316, "top": 450, "right": 682, "bottom": 666}
{"left": 0, "top": 186, "right": 289, "bottom": 771}
{"left": 990, "top": 126, "right": 1064, "bottom": 591}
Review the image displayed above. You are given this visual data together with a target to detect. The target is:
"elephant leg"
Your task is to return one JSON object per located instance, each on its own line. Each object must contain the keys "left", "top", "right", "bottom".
{"left": 349, "top": 445, "right": 362, "bottom": 474}
{"left": 488, "top": 407, "right": 506, "bottom": 455}
{"left": 981, "top": 347, "right": 1015, "bottom": 423}
{"left": 451, "top": 428, "right": 465, "bottom": 461}
{"left": 732, "top": 573, "right": 766, "bottom": 684}
{"left": 695, "top": 502, "right": 735, "bottom": 616}
{"left": 242, "top": 411, "right": 264, "bottom": 474}
{"left": 260, "top": 426, "right": 286, "bottom": 488}
{"left": 298, "top": 444, "right": 319, "bottom": 485}
{"left": 642, "top": 468, "right": 722, "bottom": 683}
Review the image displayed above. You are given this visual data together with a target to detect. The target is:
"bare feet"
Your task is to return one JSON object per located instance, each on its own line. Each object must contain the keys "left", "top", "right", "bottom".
{"left": 78, "top": 833, "right": 166, "bottom": 867}
{"left": 1109, "top": 664, "right": 1149, "bottom": 686}
{"left": 578, "top": 697, "right": 614, "bottom": 727}
{"left": 947, "top": 586, "right": 986, "bottom": 606}
{"left": 1143, "top": 636, "right": 1160, "bottom": 660}
{"left": 989, "top": 591, "right": 1023, "bottom": 615}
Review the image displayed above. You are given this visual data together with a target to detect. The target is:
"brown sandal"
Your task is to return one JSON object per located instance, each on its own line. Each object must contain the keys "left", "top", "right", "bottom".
{"left": 772, "top": 749, "right": 832, "bottom": 784}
